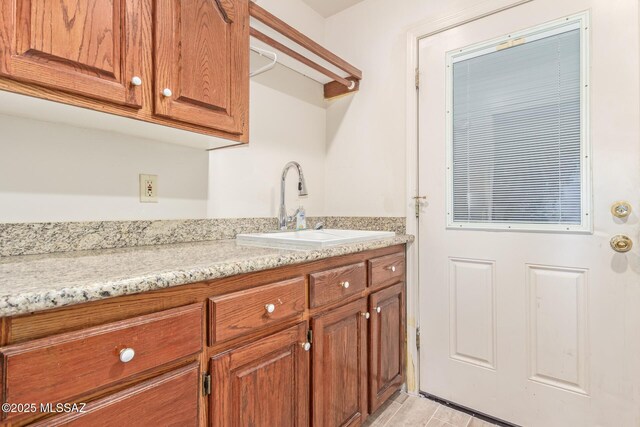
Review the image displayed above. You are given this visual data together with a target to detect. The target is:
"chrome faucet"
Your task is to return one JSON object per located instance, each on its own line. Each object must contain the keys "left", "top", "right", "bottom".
{"left": 279, "top": 161, "right": 308, "bottom": 230}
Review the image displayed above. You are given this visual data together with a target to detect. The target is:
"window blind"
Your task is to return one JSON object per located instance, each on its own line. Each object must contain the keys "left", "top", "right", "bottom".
{"left": 450, "top": 25, "right": 583, "bottom": 228}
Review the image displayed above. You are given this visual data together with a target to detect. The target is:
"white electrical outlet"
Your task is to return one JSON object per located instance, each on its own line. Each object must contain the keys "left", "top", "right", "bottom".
{"left": 139, "top": 174, "right": 158, "bottom": 203}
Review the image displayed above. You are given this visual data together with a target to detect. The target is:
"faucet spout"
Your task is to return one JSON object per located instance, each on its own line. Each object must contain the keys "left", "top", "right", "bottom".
{"left": 279, "top": 161, "right": 308, "bottom": 230}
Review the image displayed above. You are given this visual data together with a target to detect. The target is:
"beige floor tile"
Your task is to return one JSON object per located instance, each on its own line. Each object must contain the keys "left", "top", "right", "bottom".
{"left": 467, "top": 417, "right": 498, "bottom": 427}
{"left": 387, "top": 396, "right": 440, "bottom": 426}
{"left": 431, "top": 405, "right": 472, "bottom": 427}
{"left": 426, "top": 419, "right": 458, "bottom": 427}
{"left": 364, "top": 401, "right": 402, "bottom": 427}
{"left": 393, "top": 391, "right": 410, "bottom": 404}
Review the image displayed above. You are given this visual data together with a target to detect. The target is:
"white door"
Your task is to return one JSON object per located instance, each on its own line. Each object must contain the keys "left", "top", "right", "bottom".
{"left": 418, "top": 1, "right": 640, "bottom": 426}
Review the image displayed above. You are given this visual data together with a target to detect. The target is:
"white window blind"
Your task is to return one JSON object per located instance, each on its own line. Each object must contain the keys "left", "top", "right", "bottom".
{"left": 448, "top": 18, "right": 587, "bottom": 231}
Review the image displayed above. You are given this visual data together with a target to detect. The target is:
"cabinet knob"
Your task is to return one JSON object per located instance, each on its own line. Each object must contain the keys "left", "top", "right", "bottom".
{"left": 119, "top": 347, "right": 135, "bottom": 363}
{"left": 386, "top": 265, "right": 396, "bottom": 272}
{"left": 162, "top": 88, "right": 173, "bottom": 97}
{"left": 265, "top": 303, "right": 276, "bottom": 314}
{"left": 340, "top": 281, "right": 350, "bottom": 289}
{"left": 301, "top": 342, "right": 311, "bottom": 352}
{"left": 375, "top": 306, "right": 381, "bottom": 314}
{"left": 361, "top": 312, "right": 370, "bottom": 319}
{"left": 131, "top": 76, "right": 142, "bottom": 86}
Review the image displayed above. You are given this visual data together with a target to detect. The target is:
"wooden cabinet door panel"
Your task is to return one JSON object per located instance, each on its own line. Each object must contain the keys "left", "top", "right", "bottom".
{"left": 31, "top": 363, "right": 200, "bottom": 427}
{"left": 154, "top": 0, "right": 248, "bottom": 134}
{"left": 0, "top": 0, "right": 143, "bottom": 107}
{"left": 312, "top": 298, "right": 368, "bottom": 427}
{"left": 369, "top": 282, "right": 405, "bottom": 412}
{"left": 210, "top": 322, "right": 309, "bottom": 427}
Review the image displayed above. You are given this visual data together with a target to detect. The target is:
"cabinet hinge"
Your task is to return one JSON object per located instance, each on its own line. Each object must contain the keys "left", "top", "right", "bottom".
{"left": 307, "top": 329, "right": 313, "bottom": 344}
{"left": 203, "top": 373, "right": 211, "bottom": 396}
{"left": 416, "top": 327, "right": 421, "bottom": 350}
{"left": 415, "top": 68, "right": 420, "bottom": 89}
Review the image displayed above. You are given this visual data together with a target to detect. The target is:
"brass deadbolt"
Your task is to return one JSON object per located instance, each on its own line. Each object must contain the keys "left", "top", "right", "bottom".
{"left": 611, "top": 201, "right": 632, "bottom": 218}
{"left": 610, "top": 235, "right": 633, "bottom": 253}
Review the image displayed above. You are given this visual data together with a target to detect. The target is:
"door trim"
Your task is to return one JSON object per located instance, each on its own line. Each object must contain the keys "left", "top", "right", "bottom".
{"left": 403, "top": 0, "right": 533, "bottom": 395}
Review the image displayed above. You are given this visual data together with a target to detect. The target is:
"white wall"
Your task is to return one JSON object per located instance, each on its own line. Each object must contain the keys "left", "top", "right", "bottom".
{"left": 208, "top": 0, "right": 328, "bottom": 218}
{"left": 0, "top": 115, "right": 209, "bottom": 222}
{"left": 208, "top": 66, "right": 327, "bottom": 217}
{"left": 323, "top": 0, "right": 475, "bottom": 217}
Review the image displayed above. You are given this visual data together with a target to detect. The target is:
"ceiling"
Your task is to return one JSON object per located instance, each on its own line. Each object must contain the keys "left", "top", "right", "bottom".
{"left": 301, "top": 0, "right": 365, "bottom": 17}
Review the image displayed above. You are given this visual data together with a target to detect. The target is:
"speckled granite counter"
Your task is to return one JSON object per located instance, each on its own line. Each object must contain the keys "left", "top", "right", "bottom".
{"left": 0, "top": 235, "right": 413, "bottom": 317}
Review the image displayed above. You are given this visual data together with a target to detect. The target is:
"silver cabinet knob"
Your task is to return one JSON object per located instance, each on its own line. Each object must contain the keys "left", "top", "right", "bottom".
{"left": 265, "top": 303, "right": 276, "bottom": 314}
{"left": 386, "top": 265, "right": 397, "bottom": 272}
{"left": 162, "top": 88, "right": 173, "bottom": 97}
{"left": 361, "top": 312, "right": 370, "bottom": 319}
{"left": 119, "top": 348, "right": 135, "bottom": 363}
{"left": 375, "top": 306, "right": 381, "bottom": 313}
{"left": 131, "top": 76, "right": 142, "bottom": 86}
{"left": 340, "top": 281, "right": 350, "bottom": 289}
{"left": 301, "top": 342, "right": 311, "bottom": 351}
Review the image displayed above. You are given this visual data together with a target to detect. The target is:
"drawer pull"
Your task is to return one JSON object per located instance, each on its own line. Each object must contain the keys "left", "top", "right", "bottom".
{"left": 301, "top": 342, "right": 311, "bottom": 352}
{"left": 131, "top": 76, "right": 143, "bottom": 86}
{"left": 119, "top": 347, "right": 135, "bottom": 363}
{"left": 360, "top": 312, "right": 370, "bottom": 319}
{"left": 162, "top": 88, "right": 173, "bottom": 97}
{"left": 265, "top": 303, "right": 276, "bottom": 314}
{"left": 340, "top": 281, "right": 350, "bottom": 289}
{"left": 375, "top": 306, "right": 382, "bottom": 314}
{"left": 386, "top": 265, "right": 397, "bottom": 272}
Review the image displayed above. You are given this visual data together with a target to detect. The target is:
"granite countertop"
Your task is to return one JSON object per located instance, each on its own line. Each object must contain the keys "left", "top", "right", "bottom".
{"left": 0, "top": 235, "right": 413, "bottom": 317}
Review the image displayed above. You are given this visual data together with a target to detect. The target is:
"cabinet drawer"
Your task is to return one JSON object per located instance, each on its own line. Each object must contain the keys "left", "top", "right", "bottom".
{"left": 369, "top": 252, "right": 405, "bottom": 290}
{"left": 309, "top": 262, "right": 366, "bottom": 308}
{"left": 208, "top": 277, "right": 306, "bottom": 344}
{"left": 32, "top": 363, "right": 200, "bottom": 427}
{"left": 0, "top": 304, "right": 202, "bottom": 419}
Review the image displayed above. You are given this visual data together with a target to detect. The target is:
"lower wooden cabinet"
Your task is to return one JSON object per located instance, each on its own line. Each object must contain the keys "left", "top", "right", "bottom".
{"left": 312, "top": 298, "right": 369, "bottom": 427}
{"left": 369, "top": 282, "right": 406, "bottom": 412}
{"left": 32, "top": 363, "right": 200, "bottom": 427}
{"left": 0, "top": 245, "right": 407, "bottom": 427}
{"left": 209, "top": 322, "right": 310, "bottom": 427}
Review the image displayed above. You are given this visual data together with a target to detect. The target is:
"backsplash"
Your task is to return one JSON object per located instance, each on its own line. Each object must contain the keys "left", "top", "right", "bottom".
{"left": 0, "top": 217, "right": 405, "bottom": 257}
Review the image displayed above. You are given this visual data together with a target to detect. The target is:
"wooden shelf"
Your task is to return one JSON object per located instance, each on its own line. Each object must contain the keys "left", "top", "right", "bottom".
{"left": 249, "top": 2, "right": 362, "bottom": 99}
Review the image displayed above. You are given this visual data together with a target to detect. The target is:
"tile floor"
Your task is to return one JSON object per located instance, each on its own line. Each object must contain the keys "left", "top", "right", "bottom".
{"left": 364, "top": 393, "right": 499, "bottom": 427}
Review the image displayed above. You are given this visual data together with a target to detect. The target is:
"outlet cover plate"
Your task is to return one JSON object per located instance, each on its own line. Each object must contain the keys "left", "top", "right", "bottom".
{"left": 139, "top": 174, "right": 158, "bottom": 203}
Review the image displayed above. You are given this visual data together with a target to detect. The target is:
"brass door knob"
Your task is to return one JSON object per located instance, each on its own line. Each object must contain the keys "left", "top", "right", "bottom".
{"left": 611, "top": 201, "right": 632, "bottom": 218}
{"left": 610, "top": 235, "right": 633, "bottom": 253}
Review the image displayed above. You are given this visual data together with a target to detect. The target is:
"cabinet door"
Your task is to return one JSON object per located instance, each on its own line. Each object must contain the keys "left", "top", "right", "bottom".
{"left": 369, "top": 282, "right": 405, "bottom": 412}
{"left": 0, "top": 0, "right": 143, "bottom": 107}
{"left": 312, "top": 298, "right": 368, "bottom": 427}
{"left": 32, "top": 363, "right": 200, "bottom": 426}
{"left": 154, "top": 0, "right": 249, "bottom": 136}
{"left": 210, "top": 322, "right": 309, "bottom": 427}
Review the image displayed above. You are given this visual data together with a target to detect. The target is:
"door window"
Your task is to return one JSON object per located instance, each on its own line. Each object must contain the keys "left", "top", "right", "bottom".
{"left": 446, "top": 16, "right": 590, "bottom": 232}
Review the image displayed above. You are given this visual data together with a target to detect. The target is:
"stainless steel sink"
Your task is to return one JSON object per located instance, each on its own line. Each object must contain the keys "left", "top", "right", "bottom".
{"left": 236, "top": 229, "right": 395, "bottom": 250}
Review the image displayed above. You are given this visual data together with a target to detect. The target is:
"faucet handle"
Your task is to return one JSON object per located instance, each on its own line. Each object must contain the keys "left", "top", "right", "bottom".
{"left": 314, "top": 222, "right": 324, "bottom": 230}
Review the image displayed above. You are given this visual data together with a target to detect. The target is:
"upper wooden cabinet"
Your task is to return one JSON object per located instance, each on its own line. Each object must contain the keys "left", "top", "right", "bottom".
{"left": 0, "top": 0, "right": 143, "bottom": 107}
{"left": 154, "top": 0, "right": 248, "bottom": 135}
